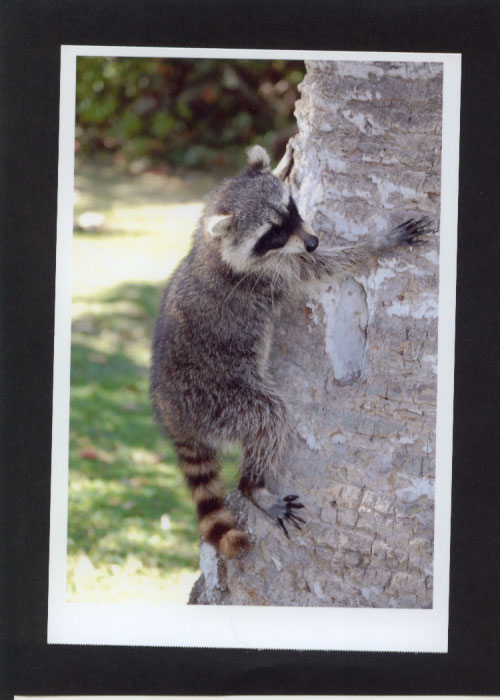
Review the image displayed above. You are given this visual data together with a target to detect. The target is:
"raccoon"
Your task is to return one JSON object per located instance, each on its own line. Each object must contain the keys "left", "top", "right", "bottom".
{"left": 150, "top": 145, "right": 433, "bottom": 558}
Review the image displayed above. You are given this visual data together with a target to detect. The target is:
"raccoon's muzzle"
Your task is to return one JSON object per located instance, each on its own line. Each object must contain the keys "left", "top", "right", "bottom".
{"left": 295, "top": 223, "right": 319, "bottom": 252}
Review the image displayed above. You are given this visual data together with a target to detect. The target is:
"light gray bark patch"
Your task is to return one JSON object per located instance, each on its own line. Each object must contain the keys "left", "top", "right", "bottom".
{"left": 325, "top": 277, "right": 368, "bottom": 384}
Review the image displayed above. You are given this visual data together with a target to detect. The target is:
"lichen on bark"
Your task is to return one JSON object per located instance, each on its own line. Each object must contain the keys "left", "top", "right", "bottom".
{"left": 191, "top": 60, "right": 442, "bottom": 608}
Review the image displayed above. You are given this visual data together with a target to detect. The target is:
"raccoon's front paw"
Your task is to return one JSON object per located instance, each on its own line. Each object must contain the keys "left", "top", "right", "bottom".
{"left": 268, "top": 494, "right": 306, "bottom": 537}
{"left": 391, "top": 216, "right": 436, "bottom": 248}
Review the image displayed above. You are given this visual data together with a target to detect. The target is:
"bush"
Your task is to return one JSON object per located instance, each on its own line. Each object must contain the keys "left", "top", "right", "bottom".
{"left": 76, "top": 57, "right": 305, "bottom": 170}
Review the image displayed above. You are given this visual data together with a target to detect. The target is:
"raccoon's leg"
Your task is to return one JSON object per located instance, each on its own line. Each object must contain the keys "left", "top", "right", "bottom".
{"left": 297, "top": 217, "right": 435, "bottom": 282}
{"left": 234, "top": 390, "right": 306, "bottom": 536}
{"left": 175, "top": 440, "right": 251, "bottom": 558}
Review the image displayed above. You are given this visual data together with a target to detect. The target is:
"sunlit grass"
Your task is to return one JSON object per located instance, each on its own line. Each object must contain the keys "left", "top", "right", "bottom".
{"left": 72, "top": 159, "right": 219, "bottom": 299}
{"left": 68, "top": 160, "right": 239, "bottom": 603}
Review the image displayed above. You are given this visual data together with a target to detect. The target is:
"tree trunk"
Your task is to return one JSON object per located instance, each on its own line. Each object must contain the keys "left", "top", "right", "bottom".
{"left": 190, "top": 60, "right": 442, "bottom": 608}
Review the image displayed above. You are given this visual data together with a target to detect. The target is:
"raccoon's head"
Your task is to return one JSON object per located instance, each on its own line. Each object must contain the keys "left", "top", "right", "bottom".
{"left": 202, "top": 145, "right": 319, "bottom": 273}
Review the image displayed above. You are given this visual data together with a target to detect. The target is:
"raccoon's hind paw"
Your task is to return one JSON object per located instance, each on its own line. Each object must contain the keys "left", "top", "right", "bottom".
{"left": 219, "top": 528, "right": 252, "bottom": 558}
{"left": 392, "top": 216, "right": 436, "bottom": 247}
{"left": 243, "top": 486, "right": 306, "bottom": 537}
{"left": 268, "top": 494, "right": 306, "bottom": 538}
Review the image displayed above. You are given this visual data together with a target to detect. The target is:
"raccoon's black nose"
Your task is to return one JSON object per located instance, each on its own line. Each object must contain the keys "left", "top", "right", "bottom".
{"left": 304, "top": 235, "right": 319, "bottom": 252}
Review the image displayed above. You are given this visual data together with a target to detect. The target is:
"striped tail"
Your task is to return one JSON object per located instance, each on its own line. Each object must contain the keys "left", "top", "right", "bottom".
{"left": 175, "top": 441, "right": 251, "bottom": 558}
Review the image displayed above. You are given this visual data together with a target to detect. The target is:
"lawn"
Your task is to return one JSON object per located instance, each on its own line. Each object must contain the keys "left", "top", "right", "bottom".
{"left": 68, "top": 160, "right": 239, "bottom": 603}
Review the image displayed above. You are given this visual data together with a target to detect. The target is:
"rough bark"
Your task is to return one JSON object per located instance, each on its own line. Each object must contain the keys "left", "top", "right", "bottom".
{"left": 191, "top": 60, "right": 442, "bottom": 608}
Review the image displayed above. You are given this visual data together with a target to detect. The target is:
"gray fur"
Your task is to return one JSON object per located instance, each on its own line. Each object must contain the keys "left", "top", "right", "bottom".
{"left": 151, "top": 147, "right": 434, "bottom": 555}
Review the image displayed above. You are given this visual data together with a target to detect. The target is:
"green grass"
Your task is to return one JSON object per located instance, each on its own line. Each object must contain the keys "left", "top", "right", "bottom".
{"left": 68, "top": 161, "right": 239, "bottom": 603}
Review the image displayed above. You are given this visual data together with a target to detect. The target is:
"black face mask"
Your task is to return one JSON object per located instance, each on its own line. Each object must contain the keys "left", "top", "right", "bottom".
{"left": 252, "top": 198, "right": 303, "bottom": 257}
{"left": 253, "top": 225, "right": 290, "bottom": 256}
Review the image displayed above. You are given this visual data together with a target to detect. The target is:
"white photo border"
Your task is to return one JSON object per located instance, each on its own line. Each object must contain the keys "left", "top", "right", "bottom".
{"left": 48, "top": 46, "right": 461, "bottom": 651}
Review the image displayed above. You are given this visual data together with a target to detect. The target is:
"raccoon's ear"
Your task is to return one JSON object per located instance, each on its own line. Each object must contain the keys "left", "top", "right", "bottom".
{"left": 246, "top": 145, "right": 271, "bottom": 172}
{"left": 206, "top": 213, "right": 234, "bottom": 238}
{"left": 273, "top": 141, "right": 293, "bottom": 182}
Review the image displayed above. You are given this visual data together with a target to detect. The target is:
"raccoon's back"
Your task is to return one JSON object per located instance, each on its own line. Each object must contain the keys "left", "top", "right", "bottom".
{"left": 150, "top": 251, "right": 233, "bottom": 429}
{"left": 151, "top": 252, "right": 214, "bottom": 375}
{"left": 150, "top": 256, "right": 198, "bottom": 430}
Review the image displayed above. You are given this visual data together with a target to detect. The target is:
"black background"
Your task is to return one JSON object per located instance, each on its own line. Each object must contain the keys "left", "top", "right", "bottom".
{"left": 1, "top": 0, "right": 500, "bottom": 696}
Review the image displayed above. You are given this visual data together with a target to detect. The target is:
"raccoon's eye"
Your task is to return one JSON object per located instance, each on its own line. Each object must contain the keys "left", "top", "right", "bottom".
{"left": 253, "top": 225, "right": 289, "bottom": 256}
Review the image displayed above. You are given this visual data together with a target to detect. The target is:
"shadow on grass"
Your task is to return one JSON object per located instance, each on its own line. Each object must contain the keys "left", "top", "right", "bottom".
{"left": 69, "top": 281, "right": 240, "bottom": 583}
{"left": 74, "top": 158, "right": 221, "bottom": 234}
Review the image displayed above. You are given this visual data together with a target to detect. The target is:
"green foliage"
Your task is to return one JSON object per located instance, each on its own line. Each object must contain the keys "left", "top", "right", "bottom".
{"left": 76, "top": 57, "right": 304, "bottom": 169}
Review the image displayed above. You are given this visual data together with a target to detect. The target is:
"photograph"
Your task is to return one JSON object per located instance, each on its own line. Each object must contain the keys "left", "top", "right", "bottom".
{"left": 48, "top": 47, "right": 459, "bottom": 650}
{"left": 5, "top": 0, "right": 500, "bottom": 695}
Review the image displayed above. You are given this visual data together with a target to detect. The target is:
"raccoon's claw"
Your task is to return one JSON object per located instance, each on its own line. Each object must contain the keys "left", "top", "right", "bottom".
{"left": 277, "top": 517, "right": 289, "bottom": 537}
{"left": 396, "top": 216, "right": 436, "bottom": 246}
{"left": 245, "top": 487, "right": 306, "bottom": 536}
{"left": 269, "top": 495, "right": 306, "bottom": 537}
